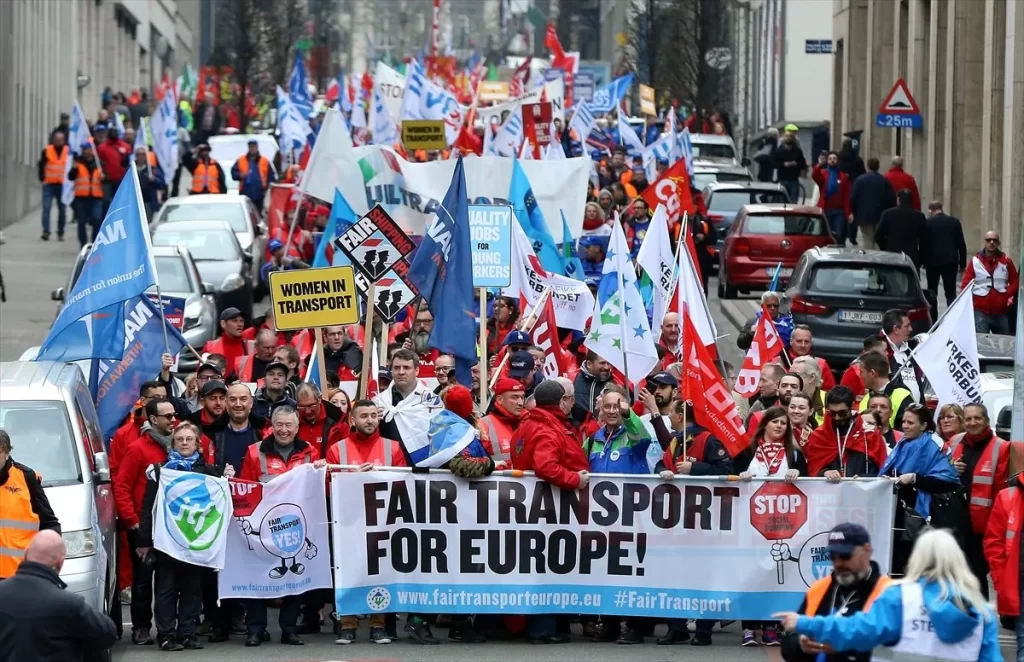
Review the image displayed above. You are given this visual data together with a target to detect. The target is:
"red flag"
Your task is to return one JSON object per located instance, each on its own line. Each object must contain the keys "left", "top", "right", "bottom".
{"left": 510, "top": 57, "right": 532, "bottom": 97}
{"left": 544, "top": 23, "right": 565, "bottom": 59}
{"left": 681, "top": 313, "right": 747, "bottom": 456}
{"left": 641, "top": 159, "right": 697, "bottom": 227}
{"left": 732, "top": 307, "right": 784, "bottom": 397}
{"left": 529, "top": 294, "right": 575, "bottom": 381}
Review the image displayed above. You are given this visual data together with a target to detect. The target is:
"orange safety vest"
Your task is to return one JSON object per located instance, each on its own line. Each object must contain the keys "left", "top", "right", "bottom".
{"left": 236, "top": 155, "right": 271, "bottom": 188}
{"left": 74, "top": 163, "right": 103, "bottom": 198}
{"left": 953, "top": 435, "right": 1010, "bottom": 534}
{"left": 147, "top": 152, "right": 158, "bottom": 170}
{"left": 334, "top": 436, "right": 394, "bottom": 467}
{"left": 0, "top": 465, "right": 42, "bottom": 578}
{"left": 804, "top": 574, "right": 892, "bottom": 615}
{"left": 479, "top": 414, "right": 516, "bottom": 462}
{"left": 191, "top": 160, "right": 223, "bottom": 194}
{"left": 43, "top": 145, "right": 69, "bottom": 184}
{"left": 282, "top": 164, "right": 299, "bottom": 183}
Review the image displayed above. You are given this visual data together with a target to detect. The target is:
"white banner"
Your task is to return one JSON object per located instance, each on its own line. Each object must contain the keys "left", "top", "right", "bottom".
{"left": 477, "top": 78, "right": 565, "bottom": 127}
{"left": 373, "top": 61, "right": 406, "bottom": 124}
{"left": 301, "top": 142, "right": 591, "bottom": 238}
{"left": 152, "top": 468, "right": 230, "bottom": 569}
{"left": 331, "top": 473, "right": 894, "bottom": 619}
{"left": 913, "top": 286, "right": 982, "bottom": 411}
{"left": 218, "top": 465, "right": 332, "bottom": 599}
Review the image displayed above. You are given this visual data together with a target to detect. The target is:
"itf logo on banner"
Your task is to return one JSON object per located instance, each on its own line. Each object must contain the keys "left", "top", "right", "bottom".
{"left": 153, "top": 469, "right": 230, "bottom": 569}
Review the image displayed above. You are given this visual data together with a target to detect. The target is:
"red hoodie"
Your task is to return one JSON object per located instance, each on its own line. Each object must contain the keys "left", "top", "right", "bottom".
{"left": 96, "top": 135, "right": 131, "bottom": 183}
{"left": 884, "top": 166, "right": 920, "bottom": 210}
{"left": 203, "top": 334, "right": 247, "bottom": 380}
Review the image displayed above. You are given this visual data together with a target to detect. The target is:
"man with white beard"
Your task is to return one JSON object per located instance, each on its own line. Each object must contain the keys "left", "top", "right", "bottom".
{"left": 399, "top": 308, "right": 440, "bottom": 379}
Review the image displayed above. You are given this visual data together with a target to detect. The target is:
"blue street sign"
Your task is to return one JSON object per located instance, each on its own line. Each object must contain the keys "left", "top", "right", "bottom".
{"left": 876, "top": 113, "right": 922, "bottom": 129}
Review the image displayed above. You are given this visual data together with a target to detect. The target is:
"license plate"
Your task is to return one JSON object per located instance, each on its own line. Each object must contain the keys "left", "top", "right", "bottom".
{"left": 765, "top": 267, "right": 793, "bottom": 277}
{"left": 839, "top": 310, "right": 883, "bottom": 324}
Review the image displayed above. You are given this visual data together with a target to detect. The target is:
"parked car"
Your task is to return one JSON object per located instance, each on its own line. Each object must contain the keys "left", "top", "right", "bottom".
{"left": 49, "top": 245, "right": 218, "bottom": 372}
{"left": 207, "top": 133, "right": 280, "bottom": 195}
{"left": 784, "top": 248, "right": 935, "bottom": 369}
{"left": 0, "top": 360, "right": 120, "bottom": 647}
{"left": 692, "top": 160, "right": 753, "bottom": 191}
{"left": 703, "top": 182, "right": 790, "bottom": 261}
{"left": 151, "top": 220, "right": 255, "bottom": 320}
{"left": 690, "top": 133, "right": 743, "bottom": 164}
{"left": 151, "top": 194, "right": 267, "bottom": 287}
{"left": 718, "top": 204, "right": 835, "bottom": 299}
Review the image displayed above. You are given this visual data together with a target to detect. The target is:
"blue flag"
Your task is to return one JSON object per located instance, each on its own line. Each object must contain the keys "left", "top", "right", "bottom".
{"left": 93, "top": 296, "right": 187, "bottom": 441}
{"left": 289, "top": 50, "right": 315, "bottom": 120}
{"left": 560, "top": 210, "right": 586, "bottom": 282}
{"left": 407, "top": 157, "right": 476, "bottom": 387}
{"left": 313, "top": 189, "right": 357, "bottom": 268}
{"left": 510, "top": 159, "right": 562, "bottom": 273}
{"left": 768, "top": 261, "right": 783, "bottom": 292}
{"left": 589, "top": 73, "right": 635, "bottom": 114}
{"left": 37, "top": 165, "right": 157, "bottom": 362}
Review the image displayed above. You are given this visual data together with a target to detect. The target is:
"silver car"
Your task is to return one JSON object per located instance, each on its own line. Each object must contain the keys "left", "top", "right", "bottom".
{"left": 0, "top": 361, "right": 119, "bottom": 637}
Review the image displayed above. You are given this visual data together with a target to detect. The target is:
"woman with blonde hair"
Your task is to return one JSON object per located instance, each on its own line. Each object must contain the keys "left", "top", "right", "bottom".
{"left": 775, "top": 529, "right": 1002, "bottom": 661}
{"left": 936, "top": 403, "right": 965, "bottom": 453}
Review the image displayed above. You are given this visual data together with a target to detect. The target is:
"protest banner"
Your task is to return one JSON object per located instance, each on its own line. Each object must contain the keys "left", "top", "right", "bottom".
{"left": 145, "top": 294, "right": 186, "bottom": 330}
{"left": 331, "top": 472, "right": 894, "bottom": 619}
{"left": 373, "top": 61, "right": 406, "bottom": 122}
{"left": 521, "top": 102, "right": 553, "bottom": 158}
{"left": 478, "top": 81, "right": 510, "bottom": 102}
{"left": 733, "top": 310, "right": 784, "bottom": 397}
{"left": 218, "top": 465, "right": 333, "bottom": 599}
{"left": 401, "top": 120, "right": 447, "bottom": 150}
{"left": 301, "top": 143, "right": 591, "bottom": 238}
{"left": 468, "top": 204, "right": 513, "bottom": 288}
{"left": 573, "top": 71, "right": 595, "bottom": 102}
{"left": 639, "top": 84, "right": 656, "bottom": 116}
{"left": 153, "top": 468, "right": 231, "bottom": 569}
{"left": 268, "top": 266, "right": 359, "bottom": 331}
{"left": 476, "top": 78, "right": 565, "bottom": 128}
{"left": 353, "top": 259, "right": 420, "bottom": 323}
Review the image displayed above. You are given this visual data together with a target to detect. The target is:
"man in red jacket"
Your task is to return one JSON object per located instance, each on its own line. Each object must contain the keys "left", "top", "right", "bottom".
{"left": 510, "top": 379, "right": 588, "bottom": 644}
{"left": 883, "top": 155, "right": 920, "bottom": 210}
{"left": 811, "top": 151, "right": 852, "bottom": 245}
{"left": 202, "top": 308, "right": 249, "bottom": 381}
{"left": 983, "top": 472, "right": 1023, "bottom": 635}
{"left": 294, "top": 383, "right": 347, "bottom": 459}
{"left": 961, "top": 230, "right": 1019, "bottom": 334}
{"left": 113, "top": 398, "right": 175, "bottom": 646}
{"left": 788, "top": 325, "right": 836, "bottom": 391}
{"left": 95, "top": 125, "right": 132, "bottom": 213}
{"left": 237, "top": 406, "right": 325, "bottom": 647}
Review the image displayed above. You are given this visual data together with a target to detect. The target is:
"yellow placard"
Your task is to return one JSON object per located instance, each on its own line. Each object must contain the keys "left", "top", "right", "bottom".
{"left": 268, "top": 266, "right": 359, "bottom": 330}
{"left": 401, "top": 120, "right": 447, "bottom": 150}
{"left": 639, "top": 84, "right": 656, "bottom": 116}
{"left": 479, "top": 81, "right": 510, "bottom": 102}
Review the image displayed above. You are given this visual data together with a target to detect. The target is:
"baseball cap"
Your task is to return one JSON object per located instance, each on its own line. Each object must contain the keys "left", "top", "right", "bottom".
{"left": 493, "top": 378, "right": 526, "bottom": 396}
{"left": 784, "top": 123, "right": 800, "bottom": 132}
{"left": 264, "top": 360, "right": 289, "bottom": 375}
{"left": 268, "top": 238, "right": 283, "bottom": 252}
{"left": 219, "top": 307, "right": 244, "bottom": 322}
{"left": 196, "top": 361, "right": 223, "bottom": 377}
{"left": 81, "top": 142, "right": 94, "bottom": 151}
{"left": 200, "top": 380, "right": 228, "bottom": 397}
{"left": 508, "top": 351, "right": 535, "bottom": 378}
{"left": 647, "top": 371, "right": 679, "bottom": 387}
{"left": 579, "top": 235, "right": 603, "bottom": 248}
{"left": 825, "top": 523, "right": 870, "bottom": 555}
{"left": 93, "top": 122, "right": 109, "bottom": 132}
{"left": 248, "top": 138, "right": 258, "bottom": 145}
{"left": 503, "top": 330, "right": 531, "bottom": 348}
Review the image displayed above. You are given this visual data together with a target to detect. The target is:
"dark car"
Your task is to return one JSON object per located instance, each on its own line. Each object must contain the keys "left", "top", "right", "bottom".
{"left": 703, "top": 182, "right": 790, "bottom": 261}
{"left": 718, "top": 204, "right": 835, "bottom": 299}
{"left": 151, "top": 220, "right": 254, "bottom": 320}
{"left": 784, "top": 248, "right": 935, "bottom": 369}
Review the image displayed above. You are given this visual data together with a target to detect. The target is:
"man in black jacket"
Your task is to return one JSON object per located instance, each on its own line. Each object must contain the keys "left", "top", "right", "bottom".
{"left": 0, "top": 530, "right": 117, "bottom": 662}
{"left": 774, "top": 127, "right": 808, "bottom": 203}
{"left": 849, "top": 157, "right": 895, "bottom": 248}
{"left": 322, "top": 326, "right": 363, "bottom": 379}
{"left": 875, "top": 189, "right": 927, "bottom": 269}
{"left": 922, "top": 200, "right": 967, "bottom": 305}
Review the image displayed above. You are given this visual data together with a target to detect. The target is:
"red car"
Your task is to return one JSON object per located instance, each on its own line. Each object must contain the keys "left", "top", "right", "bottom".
{"left": 717, "top": 204, "right": 836, "bottom": 299}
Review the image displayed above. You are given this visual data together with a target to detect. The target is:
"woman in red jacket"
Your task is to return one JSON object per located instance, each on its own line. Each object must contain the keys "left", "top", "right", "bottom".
{"left": 983, "top": 473, "right": 1024, "bottom": 638}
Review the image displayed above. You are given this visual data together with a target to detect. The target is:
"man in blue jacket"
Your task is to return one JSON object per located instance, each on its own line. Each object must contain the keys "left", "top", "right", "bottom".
{"left": 231, "top": 139, "right": 275, "bottom": 211}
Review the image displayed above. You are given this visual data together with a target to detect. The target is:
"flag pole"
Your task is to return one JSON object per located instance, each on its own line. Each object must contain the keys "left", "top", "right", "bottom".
{"left": 614, "top": 255, "right": 632, "bottom": 400}
{"left": 358, "top": 283, "right": 378, "bottom": 398}
{"left": 479, "top": 288, "right": 488, "bottom": 404}
{"left": 314, "top": 330, "right": 329, "bottom": 393}
{"left": 130, "top": 161, "right": 170, "bottom": 353}
{"left": 902, "top": 280, "right": 974, "bottom": 366}
{"left": 489, "top": 286, "right": 551, "bottom": 390}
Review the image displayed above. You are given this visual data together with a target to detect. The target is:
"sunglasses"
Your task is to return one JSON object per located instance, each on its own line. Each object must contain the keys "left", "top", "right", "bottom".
{"left": 828, "top": 551, "right": 852, "bottom": 561}
{"left": 985, "top": 237, "right": 999, "bottom": 242}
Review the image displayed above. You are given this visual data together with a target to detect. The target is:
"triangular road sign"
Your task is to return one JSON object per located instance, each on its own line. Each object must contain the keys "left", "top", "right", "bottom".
{"left": 879, "top": 78, "right": 920, "bottom": 115}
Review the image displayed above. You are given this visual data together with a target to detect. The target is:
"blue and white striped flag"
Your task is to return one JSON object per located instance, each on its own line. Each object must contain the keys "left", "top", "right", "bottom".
{"left": 419, "top": 410, "right": 480, "bottom": 467}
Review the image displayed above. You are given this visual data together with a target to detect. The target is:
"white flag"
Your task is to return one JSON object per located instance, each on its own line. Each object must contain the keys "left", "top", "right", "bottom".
{"left": 218, "top": 465, "right": 333, "bottom": 599}
{"left": 675, "top": 219, "right": 718, "bottom": 347}
{"left": 276, "top": 85, "right": 313, "bottom": 151}
{"left": 152, "top": 468, "right": 231, "bottom": 569}
{"left": 150, "top": 94, "right": 180, "bottom": 174}
{"left": 619, "top": 119, "right": 645, "bottom": 156}
{"left": 504, "top": 222, "right": 594, "bottom": 331}
{"left": 488, "top": 107, "right": 524, "bottom": 157}
{"left": 912, "top": 286, "right": 982, "bottom": 410}
{"left": 399, "top": 62, "right": 467, "bottom": 144}
{"left": 371, "top": 85, "right": 397, "bottom": 146}
{"left": 636, "top": 205, "right": 675, "bottom": 329}
{"left": 569, "top": 101, "right": 596, "bottom": 144}
{"left": 545, "top": 139, "right": 566, "bottom": 160}
{"left": 586, "top": 221, "right": 659, "bottom": 380}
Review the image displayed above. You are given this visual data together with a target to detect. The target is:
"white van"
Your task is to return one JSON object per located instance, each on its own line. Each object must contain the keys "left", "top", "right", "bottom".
{"left": 0, "top": 361, "right": 119, "bottom": 634}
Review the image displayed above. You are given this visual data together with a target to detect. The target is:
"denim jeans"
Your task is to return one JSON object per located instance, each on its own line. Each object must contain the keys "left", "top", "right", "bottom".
{"left": 825, "top": 209, "right": 847, "bottom": 245}
{"left": 246, "top": 596, "right": 300, "bottom": 636}
{"left": 975, "top": 311, "right": 1010, "bottom": 335}
{"left": 779, "top": 179, "right": 802, "bottom": 203}
{"left": 73, "top": 198, "right": 102, "bottom": 247}
{"left": 41, "top": 183, "right": 67, "bottom": 235}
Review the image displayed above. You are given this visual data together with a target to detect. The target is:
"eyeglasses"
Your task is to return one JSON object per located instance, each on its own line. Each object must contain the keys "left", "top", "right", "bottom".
{"left": 296, "top": 400, "right": 320, "bottom": 410}
{"left": 764, "top": 303, "right": 780, "bottom": 309}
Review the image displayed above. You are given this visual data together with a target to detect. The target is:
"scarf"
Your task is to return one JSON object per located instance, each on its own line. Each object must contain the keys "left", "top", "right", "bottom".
{"left": 164, "top": 449, "right": 200, "bottom": 472}
{"left": 963, "top": 428, "right": 994, "bottom": 446}
{"left": 752, "top": 437, "right": 788, "bottom": 476}
{"left": 825, "top": 166, "right": 840, "bottom": 198}
{"left": 143, "top": 423, "right": 174, "bottom": 451}
{"left": 880, "top": 432, "right": 960, "bottom": 518}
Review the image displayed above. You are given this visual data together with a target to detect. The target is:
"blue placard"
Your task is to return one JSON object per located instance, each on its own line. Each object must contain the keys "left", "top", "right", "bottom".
{"left": 805, "top": 39, "right": 833, "bottom": 54}
{"left": 468, "top": 204, "right": 513, "bottom": 288}
{"left": 574, "top": 71, "right": 595, "bottom": 102}
{"left": 145, "top": 293, "right": 187, "bottom": 330}
{"left": 875, "top": 113, "right": 922, "bottom": 129}
{"left": 544, "top": 68, "right": 563, "bottom": 83}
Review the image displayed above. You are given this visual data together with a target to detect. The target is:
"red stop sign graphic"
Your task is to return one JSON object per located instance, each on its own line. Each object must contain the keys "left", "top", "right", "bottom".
{"left": 229, "top": 479, "right": 263, "bottom": 517}
{"left": 749, "top": 482, "right": 808, "bottom": 540}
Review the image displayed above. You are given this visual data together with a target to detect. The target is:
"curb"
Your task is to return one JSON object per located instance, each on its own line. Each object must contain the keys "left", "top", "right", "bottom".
{"left": 719, "top": 300, "right": 756, "bottom": 336}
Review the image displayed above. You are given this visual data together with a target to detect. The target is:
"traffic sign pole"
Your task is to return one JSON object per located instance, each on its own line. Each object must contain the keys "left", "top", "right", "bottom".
{"left": 896, "top": 127, "right": 902, "bottom": 157}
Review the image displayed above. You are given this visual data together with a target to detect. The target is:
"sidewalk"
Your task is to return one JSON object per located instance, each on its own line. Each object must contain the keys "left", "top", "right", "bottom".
{"left": 0, "top": 204, "right": 83, "bottom": 361}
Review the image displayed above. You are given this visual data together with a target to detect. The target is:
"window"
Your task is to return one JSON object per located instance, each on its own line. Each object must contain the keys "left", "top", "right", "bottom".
{"left": 160, "top": 202, "right": 247, "bottom": 232}
{"left": 692, "top": 143, "right": 736, "bottom": 160}
{"left": 709, "top": 190, "right": 790, "bottom": 213}
{"left": 150, "top": 255, "right": 193, "bottom": 292}
{"left": 152, "top": 229, "right": 238, "bottom": 261}
{"left": 809, "top": 265, "right": 916, "bottom": 297}
{"left": 744, "top": 214, "right": 828, "bottom": 236}
{"left": 0, "top": 402, "right": 82, "bottom": 486}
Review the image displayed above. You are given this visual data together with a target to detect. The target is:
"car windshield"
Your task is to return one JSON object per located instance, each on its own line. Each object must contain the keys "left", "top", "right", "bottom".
{"left": 0, "top": 402, "right": 82, "bottom": 486}
{"left": 709, "top": 190, "right": 790, "bottom": 213}
{"left": 809, "top": 265, "right": 916, "bottom": 297}
{"left": 152, "top": 229, "right": 237, "bottom": 261}
{"left": 692, "top": 143, "right": 736, "bottom": 160}
{"left": 160, "top": 202, "right": 247, "bottom": 232}
{"left": 745, "top": 214, "right": 828, "bottom": 236}
{"left": 149, "top": 256, "right": 193, "bottom": 293}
